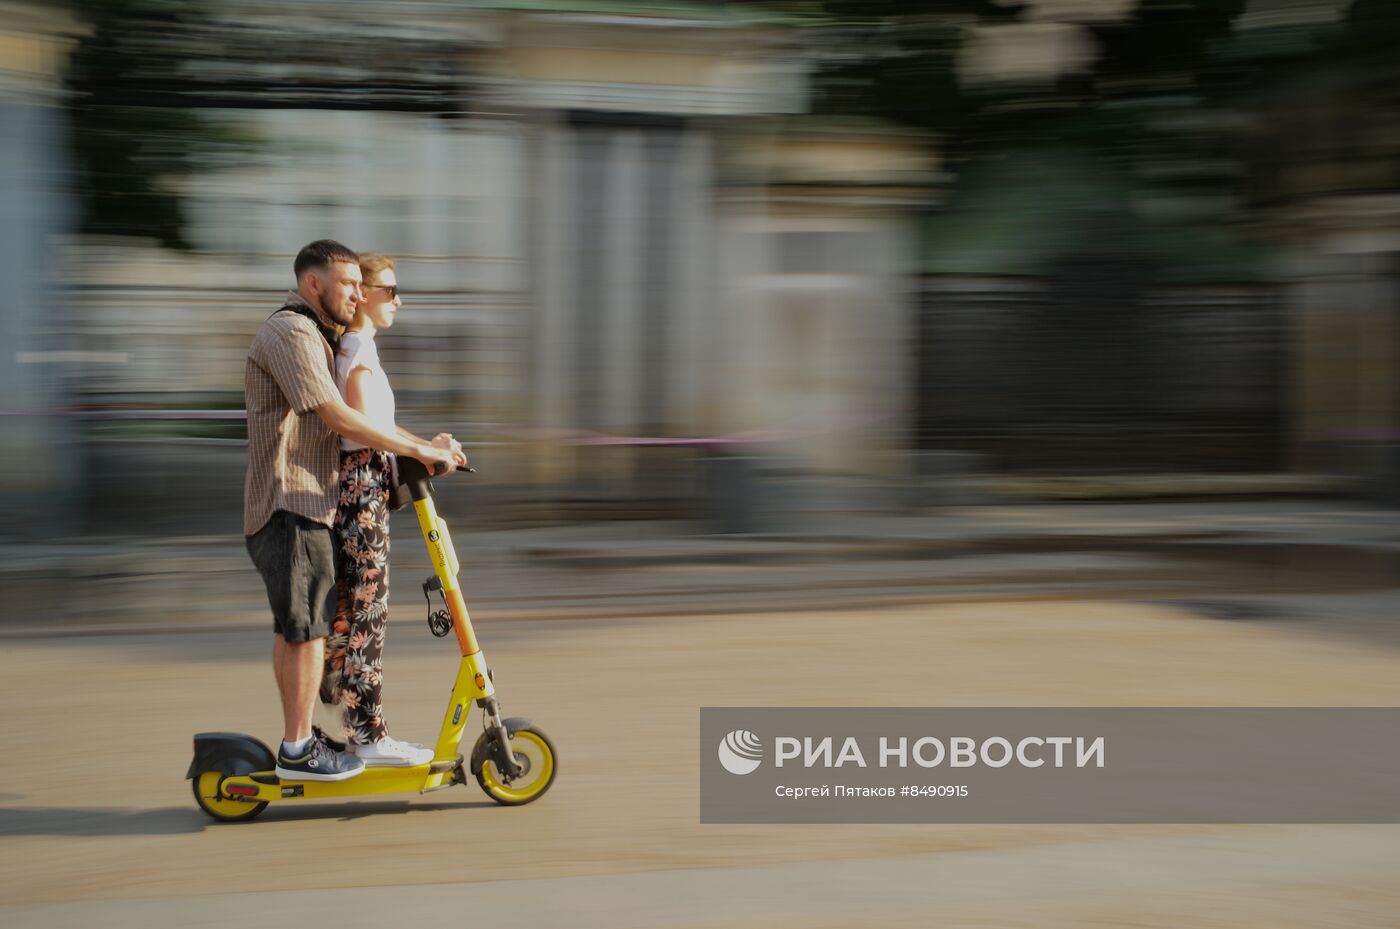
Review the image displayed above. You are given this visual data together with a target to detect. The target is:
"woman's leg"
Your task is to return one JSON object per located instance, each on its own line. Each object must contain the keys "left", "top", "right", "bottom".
{"left": 322, "top": 454, "right": 359, "bottom": 708}
{"left": 331, "top": 448, "right": 393, "bottom": 744}
{"left": 321, "top": 578, "right": 349, "bottom": 707}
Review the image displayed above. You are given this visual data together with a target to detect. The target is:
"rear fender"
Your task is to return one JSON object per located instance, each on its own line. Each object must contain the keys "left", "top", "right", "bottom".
{"left": 186, "top": 732, "right": 276, "bottom": 780}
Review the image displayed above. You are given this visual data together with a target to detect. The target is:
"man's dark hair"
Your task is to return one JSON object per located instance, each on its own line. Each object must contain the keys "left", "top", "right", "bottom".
{"left": 294, "top": 239, "right": 359, "bottom": 279}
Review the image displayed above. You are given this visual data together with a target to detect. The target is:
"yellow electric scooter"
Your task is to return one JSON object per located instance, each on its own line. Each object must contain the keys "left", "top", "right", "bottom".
{"left": 188, "top": 458, "right": 556, "bottom": 822}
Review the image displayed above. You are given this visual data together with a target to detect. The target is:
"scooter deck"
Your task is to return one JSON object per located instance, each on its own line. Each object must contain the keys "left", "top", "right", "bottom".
{"left": 222, "top": 756, "right": 463, "bottom": 802}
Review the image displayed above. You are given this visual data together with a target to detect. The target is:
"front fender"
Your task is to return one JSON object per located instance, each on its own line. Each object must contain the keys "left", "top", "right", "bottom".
{"left": 186, "top": 732, "right": 276, "bottom": 779}
{"left": 469, "top": 717, "right": 534, "bottom": 776}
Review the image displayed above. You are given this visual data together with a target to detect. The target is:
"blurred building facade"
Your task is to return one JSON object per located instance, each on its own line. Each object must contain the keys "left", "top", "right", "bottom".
{"left": 0, "top": 3, "right": 79, "bottom": 502}
{"left": 3, "top": 0, "right": 1399, "bottom": 531}
{"left": 37, "top": 0, "right": 932, "bottom": 524}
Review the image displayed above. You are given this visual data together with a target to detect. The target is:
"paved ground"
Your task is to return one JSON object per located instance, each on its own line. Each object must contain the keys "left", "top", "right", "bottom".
{"left": 3, "top": 585, "right": 1400, "bottom": 927}
{"left": 3, "top": 499, "right": 1399, "bottom": 925}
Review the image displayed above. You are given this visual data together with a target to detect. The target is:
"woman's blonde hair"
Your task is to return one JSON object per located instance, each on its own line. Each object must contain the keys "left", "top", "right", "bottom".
{"left": 359, "top": 252, "right": 395, "bottom": 285}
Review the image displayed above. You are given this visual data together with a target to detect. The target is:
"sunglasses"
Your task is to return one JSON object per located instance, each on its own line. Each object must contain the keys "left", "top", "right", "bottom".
{"left": 364, "top": 284, "right": 399, "bottom": 299}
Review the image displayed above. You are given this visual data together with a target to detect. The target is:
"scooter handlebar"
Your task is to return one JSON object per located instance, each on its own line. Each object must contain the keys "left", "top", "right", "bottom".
{"left": 429, "top": 461, "right": 476, "bottom": 477}
{"left": 393, "top": 456, "right": 475, "bottom": 488}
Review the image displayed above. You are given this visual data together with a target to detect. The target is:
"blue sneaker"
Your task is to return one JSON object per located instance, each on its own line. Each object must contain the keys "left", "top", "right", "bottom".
{"left": 276, "top": 735, "right": 365, "bottom": 782}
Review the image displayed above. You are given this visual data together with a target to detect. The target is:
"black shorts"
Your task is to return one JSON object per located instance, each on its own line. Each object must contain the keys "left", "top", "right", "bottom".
{"left": 246, "top": 510, "right": 338, "bottom": 644}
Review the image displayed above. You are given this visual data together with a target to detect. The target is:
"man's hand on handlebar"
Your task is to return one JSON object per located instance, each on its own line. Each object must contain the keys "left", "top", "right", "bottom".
{"left": 415, "top": 444, "right": 460, "bottom": 476}
{"left": 430, "top": 432, "right": 469, "bottom": 469}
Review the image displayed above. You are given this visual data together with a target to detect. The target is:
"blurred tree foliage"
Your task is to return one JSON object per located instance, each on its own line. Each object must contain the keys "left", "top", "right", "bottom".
{"left": 726, "top": 0, "right": 1400, "bottom": 260}
{"left": 64, "top": 0, "right": 237, "bottom": 251}
{"left": 726, "top": 1, "right": 1398, "bottom": 137}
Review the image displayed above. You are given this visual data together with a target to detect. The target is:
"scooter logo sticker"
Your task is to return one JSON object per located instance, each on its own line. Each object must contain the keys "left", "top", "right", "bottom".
{"left": 428, "top": 530, "right": 440, "bottom": 542}
{"left": 718, "top": 729, "right": 763, "bottom": 775}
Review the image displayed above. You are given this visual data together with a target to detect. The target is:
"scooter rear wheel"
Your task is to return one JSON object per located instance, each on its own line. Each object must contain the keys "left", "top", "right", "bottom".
{"left": 475, "top": 726, "right": 557, "bottom": 805}
{"left": 192, "top": 770, "right": 268, "bottom": 822}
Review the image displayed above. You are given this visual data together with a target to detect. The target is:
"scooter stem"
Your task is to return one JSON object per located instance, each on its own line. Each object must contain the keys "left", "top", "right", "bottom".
{"left": 407, "top": 483, "right": 480, "bottom": 656}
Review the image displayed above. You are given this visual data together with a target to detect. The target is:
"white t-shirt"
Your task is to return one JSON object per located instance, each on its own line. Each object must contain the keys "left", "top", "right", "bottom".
{"left": 334, "top": 330, "right": 397, "bottom": 451}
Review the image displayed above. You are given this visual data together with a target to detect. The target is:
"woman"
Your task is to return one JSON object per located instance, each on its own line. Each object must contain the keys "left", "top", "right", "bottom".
{"left": 322, "top": 252, "right": 465, "bottom": 766}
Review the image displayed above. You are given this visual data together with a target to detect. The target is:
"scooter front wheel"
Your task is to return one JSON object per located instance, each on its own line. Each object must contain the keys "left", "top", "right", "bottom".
{"left": 191, "top": 770, "right": 268, "bottom": 823}
{"left": 475, "top": 726, "right": 557, "bottom": 805}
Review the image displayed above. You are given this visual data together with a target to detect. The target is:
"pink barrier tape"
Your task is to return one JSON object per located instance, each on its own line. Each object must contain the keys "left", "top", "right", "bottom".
{"left": 4, "top": 408, "right": 897, "bottom": 445}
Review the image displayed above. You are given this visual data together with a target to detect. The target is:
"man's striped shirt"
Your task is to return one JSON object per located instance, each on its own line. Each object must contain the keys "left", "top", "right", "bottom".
{"left": 243, "top": 299, "right": 340, "bottom": 536}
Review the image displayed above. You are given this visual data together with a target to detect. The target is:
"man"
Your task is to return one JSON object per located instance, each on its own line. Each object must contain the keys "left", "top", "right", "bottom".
{"left": 244, "top": 239, "right": 463, "bottom": 781}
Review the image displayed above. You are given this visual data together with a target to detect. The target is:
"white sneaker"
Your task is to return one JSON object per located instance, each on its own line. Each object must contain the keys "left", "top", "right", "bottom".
{"left": 350, "top": 736, "right": 433, "bottom": 767}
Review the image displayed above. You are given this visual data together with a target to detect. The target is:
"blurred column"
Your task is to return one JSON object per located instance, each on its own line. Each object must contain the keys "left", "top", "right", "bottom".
{"left": 1289, "top": 251, "right": 1400, "bottom": 491}
{"left": 715, "top": 126, "right": 936, "bottom": 479}
{"left": 528, "top": 115, "right": 577, "bottom": 485}
{"left": 601, "top": 130, "right": 644, "bottom": 434}
{"left": 0, "top": 7, "right": 78, "bottom": 534}
{"left": 671, "top": 130, "right": 716, "bottom": 434}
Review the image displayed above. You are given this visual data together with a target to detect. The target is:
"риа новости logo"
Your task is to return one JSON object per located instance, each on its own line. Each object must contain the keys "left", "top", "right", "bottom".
{"left": 718, "top": 729, "right": 763, "bottom": 775}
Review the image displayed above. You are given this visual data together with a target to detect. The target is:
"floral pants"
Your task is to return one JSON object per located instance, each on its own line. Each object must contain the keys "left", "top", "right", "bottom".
{"left": 321, "top": 448, "right": 393, "bottom": 745}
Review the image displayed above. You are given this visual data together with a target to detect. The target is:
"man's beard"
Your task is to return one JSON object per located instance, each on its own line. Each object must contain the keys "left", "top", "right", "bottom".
{"left": 325, "top": 300, "right": 356, "bottom": 327}
{"left": 317, "top": 287, "right": 356, "bottom": 327}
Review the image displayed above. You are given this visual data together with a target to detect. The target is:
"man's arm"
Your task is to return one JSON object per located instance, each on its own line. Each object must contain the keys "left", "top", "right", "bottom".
{"left": 396, "top": 424, "right": 429, "bottom": 445}
{"left": 314, "top": 398, "right": 455, "bottom": 469}
{"left": 401, "top": 424, "right": 467, "bottom": 467}
{"left": 344, "top": 366, "right": 465, "bottom": 465}
{"left": 255, "top": 322, "right": 451, "bottom": 468}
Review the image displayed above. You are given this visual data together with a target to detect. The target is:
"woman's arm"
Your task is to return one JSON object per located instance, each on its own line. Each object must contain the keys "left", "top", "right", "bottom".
{"left": 344, "top": 366, "right": 371, "bottom": 416}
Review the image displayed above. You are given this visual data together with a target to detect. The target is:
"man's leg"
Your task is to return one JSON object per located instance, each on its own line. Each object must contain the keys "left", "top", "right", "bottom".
{"left": 271, "top": 629, "right": 361, "bottom": 781}
{"left": 273, "top": 634, "right": 324, "bottom": 744}
{"left": 252, "top": 511, "right": 362, "bottom": 781}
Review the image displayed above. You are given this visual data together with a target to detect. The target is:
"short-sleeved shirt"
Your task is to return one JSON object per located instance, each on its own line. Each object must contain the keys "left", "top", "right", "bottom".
{"left": 334, "top": 330, "right": 397, "bottom": 451}
{"left": 243, "top": 302, "right": 341, "bottom": 536}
